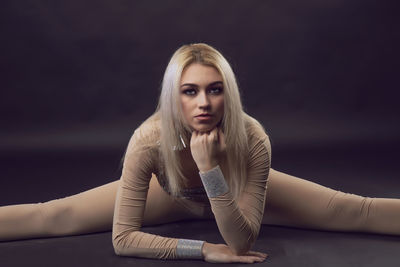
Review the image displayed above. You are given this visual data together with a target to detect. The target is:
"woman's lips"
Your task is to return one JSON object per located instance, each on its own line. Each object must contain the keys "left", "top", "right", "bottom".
{"left": 195, "top": 114, "right": 213, "bottom": 121}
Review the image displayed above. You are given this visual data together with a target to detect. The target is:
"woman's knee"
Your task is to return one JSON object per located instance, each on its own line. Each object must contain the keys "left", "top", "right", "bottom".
{"left": 325, "top": 191, "right": 372, "bottom": 230}
{"left": 39, "top": 197, "right": 82, "bottom": 236}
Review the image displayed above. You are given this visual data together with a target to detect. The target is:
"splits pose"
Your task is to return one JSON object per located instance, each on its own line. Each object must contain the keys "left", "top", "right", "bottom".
{"left": 1, "top": 43, "right": 399, "bottom": 264}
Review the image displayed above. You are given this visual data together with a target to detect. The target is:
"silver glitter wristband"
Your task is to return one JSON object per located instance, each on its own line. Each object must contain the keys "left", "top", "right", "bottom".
{"left": 199, "top": 165, "right": 229, "bottom": 198}
{"left": 176, "top": 239, "right": 204, "bottom": 259}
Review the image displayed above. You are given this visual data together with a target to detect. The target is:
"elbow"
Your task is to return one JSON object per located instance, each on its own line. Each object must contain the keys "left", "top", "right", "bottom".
{"left": 113, "top": 247, "right": 123, "bottom": 256}
{"left": 113, "top": 244, "right": 123, "bottom": 256}
{"left": 112, "top": 230, "right": 130, "bottom": 256}
{"left": 112, "top": 229, "right": 143, "bottom": 256}
{"left": 112, "top": 234, "right": 123, "bottom": 256}
{"left": 226, "top": 232, "right": 257, "bottom": 255}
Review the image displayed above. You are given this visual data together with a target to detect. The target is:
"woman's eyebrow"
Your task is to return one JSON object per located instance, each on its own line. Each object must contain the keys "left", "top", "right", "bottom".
{"left": 180, "top": 83, "right": 197, "bottom": 88}
{"left": 180, "top": 81, "right": 223, "bottom": 88}
{"left": 207, "top": 81, "right": 223, "bottom": 87}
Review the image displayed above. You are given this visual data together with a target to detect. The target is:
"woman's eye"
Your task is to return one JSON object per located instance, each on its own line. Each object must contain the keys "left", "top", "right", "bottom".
{"left": 183, "top": 89, "right": 196, "bottom": 95}
{"left": 209, "top": 87, "right": 223, "bottom": 94}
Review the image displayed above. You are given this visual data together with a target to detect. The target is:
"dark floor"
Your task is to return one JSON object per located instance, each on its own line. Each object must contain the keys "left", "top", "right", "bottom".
{"left": 1, "top": 221, "right": 400, "bottom": 267}
{"left": 1, "top": 143, "right": 400, "bottom": 267}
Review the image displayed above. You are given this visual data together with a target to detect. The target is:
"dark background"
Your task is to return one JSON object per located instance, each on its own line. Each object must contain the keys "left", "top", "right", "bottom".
{"left": 1, "top": 1, "right": 400, "bottom": 267}
{"left": 1, "top": 0, "right": 399, "bottom": 202}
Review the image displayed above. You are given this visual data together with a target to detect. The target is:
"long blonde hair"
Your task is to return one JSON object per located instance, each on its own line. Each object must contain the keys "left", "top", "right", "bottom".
{"left": 156, "top": 43, "right": 249, "bottom": 199}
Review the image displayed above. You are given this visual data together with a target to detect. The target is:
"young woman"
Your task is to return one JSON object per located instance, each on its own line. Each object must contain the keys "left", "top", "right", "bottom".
{"left": 1, "top": 43, "right": 399, "bottom": 264}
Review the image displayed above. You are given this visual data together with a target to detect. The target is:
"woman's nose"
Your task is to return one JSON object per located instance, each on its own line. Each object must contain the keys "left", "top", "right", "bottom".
{"left": 197, "top": 91, "right": 210, "bottom": 108}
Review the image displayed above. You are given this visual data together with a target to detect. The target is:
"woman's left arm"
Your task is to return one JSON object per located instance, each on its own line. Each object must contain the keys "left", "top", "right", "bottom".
{"left": 191, "top": 128, "right": 271, "bottom": 255}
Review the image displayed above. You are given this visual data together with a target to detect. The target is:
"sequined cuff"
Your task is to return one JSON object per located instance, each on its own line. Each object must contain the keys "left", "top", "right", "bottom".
{"left": 176, "top": 239, "right": 204, "bottom": 259}
{"left": 199, "top": 165, "right": 229, "bottom": 198}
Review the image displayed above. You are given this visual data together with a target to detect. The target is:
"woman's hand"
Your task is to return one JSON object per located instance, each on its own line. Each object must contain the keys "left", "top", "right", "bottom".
{"left": 202, "top": 242, "right": 268, "bottom": 264}
{"left": 190, "top": 127, "right": 226, "bottom": 172}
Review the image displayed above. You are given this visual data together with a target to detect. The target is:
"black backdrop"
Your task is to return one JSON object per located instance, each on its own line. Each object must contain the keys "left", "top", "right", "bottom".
{"left": 1, "top": 0, "right": 399, "bottom": 150}
{"left": 0, "top": 1, "right": 399, "bottom": 202}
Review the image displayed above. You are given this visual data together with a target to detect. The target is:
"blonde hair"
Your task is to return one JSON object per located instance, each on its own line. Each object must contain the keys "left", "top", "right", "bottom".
{"left": 156, "top": 43, "right": 249, "bottom": 199}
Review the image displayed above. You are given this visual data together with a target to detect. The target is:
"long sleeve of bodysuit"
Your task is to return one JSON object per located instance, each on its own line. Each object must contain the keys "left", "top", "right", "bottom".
{"left": 112, "top": 127, "right": 204, "bottom": 260}
{"left": 200, "top": 130, "right": 271, "bottom": 254}
{"left": 112, "top": 118, "right": 271, "bottom": 259}
{"left": 112, "top": 125, "right": 204, "bottom": 259}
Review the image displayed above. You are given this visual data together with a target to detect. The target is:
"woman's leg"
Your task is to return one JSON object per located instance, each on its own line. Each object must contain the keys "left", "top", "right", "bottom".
{"left": 263, "top": 168, "right": 400, "bottom": 235}
{"left": 0, "top": 175, "right": 195, "bottom": 241}
{"left": 0, "top": 180, "right": 119, "bottom": 241}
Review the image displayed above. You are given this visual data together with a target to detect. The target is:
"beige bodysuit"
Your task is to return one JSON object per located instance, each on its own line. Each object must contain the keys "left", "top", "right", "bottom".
{"left": 112, "top": 113, "right": 271, "bottom": 259}
{"left": 1, "top": 113, "right": 400, "bottom": 260}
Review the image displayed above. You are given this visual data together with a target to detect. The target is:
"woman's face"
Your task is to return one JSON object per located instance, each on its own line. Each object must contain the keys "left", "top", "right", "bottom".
{"left": 180, "top": 63, "right": 224, "bottom": 133}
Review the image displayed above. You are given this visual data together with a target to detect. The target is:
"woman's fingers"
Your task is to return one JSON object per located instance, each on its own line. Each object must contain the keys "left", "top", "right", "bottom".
{"left": 190, "top": 130, "right": 197, "bottom": 143}
{"left": 245, "top": 250, "right": 268, "bottom": 258}
{"left": 203, "top": 242, "right": 268, "bottom": 264}
{"left": 218, "top": 127, "right": 225, "bottom": 143}
{"left": 191, "top": 128, "right": 219, "bottom": 145}
{"left": 189, "top": 127, "right": 225, "bottom": 172}
{"left": 209, "top": 127, "right": 218, "bottom": 143}
{"left": 233, "top": 255, "right": 267, "bottom": 263}
{"left": 235, "top": 251, "right": 268, "bottom": 264}
{"left": 217, "top": 128, "right": 226, "bottom": 152}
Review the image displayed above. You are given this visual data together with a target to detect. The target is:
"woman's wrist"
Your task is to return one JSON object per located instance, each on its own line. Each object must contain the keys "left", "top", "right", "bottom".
{"left": 201, "top": 241, "right": 211, "bottom": 259}
{"left": 198, "top": 162, "right": 218, "bottom": 173}
{"left": 176, "top": 239, "right": 205, "bottom": 259}
{"left": 199, "top": 165, "right": 229, "bottom": 198}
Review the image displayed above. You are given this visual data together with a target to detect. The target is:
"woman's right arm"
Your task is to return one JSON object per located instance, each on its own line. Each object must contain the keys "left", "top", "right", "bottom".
{"left": 112, "top": 129, "right": 267, "bottom": 263}
{"left": 111, "top": 131, "right": 204, "bottom": 260}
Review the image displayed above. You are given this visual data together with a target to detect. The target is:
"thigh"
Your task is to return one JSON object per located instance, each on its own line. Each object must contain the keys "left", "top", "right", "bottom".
{"left": 42, "top": 174, "right": 198, "bottom": 234}
{"left": 42, "top": 180, "right": 120, "bottom": 234}
{"left": 262, "top": 168, "right": 340, "bottom": 229}
{"left": 142, "top": 174, "right": 197, "bottom": 226}
{"left": 262, "top": 168, "right": 400, "bottom": 233}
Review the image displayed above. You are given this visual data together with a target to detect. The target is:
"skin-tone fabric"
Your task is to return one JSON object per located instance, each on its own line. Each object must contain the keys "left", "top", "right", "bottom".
{"left": 1, "top": 115, "right": 400, "bottom": 258}
{"left": 111, "top": 115, "right": 270, "bottom": 259}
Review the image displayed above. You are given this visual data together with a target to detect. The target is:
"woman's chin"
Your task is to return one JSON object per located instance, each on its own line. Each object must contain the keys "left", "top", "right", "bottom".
{"left": 191, "top": 124, "right": 217, "bottom": 133}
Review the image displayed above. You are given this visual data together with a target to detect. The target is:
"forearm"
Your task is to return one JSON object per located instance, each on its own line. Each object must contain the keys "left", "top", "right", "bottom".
{"left": 112, "top": 181, "right": 205, "bottom": 260}
{"left": 112, "top": 229, "right": 204, "bottom": 260}
{"left": 199, "top": 166, "right": 260, "bottom": 254}
{"left": 211, "top": 195, "right": 259, "bottom": 253}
